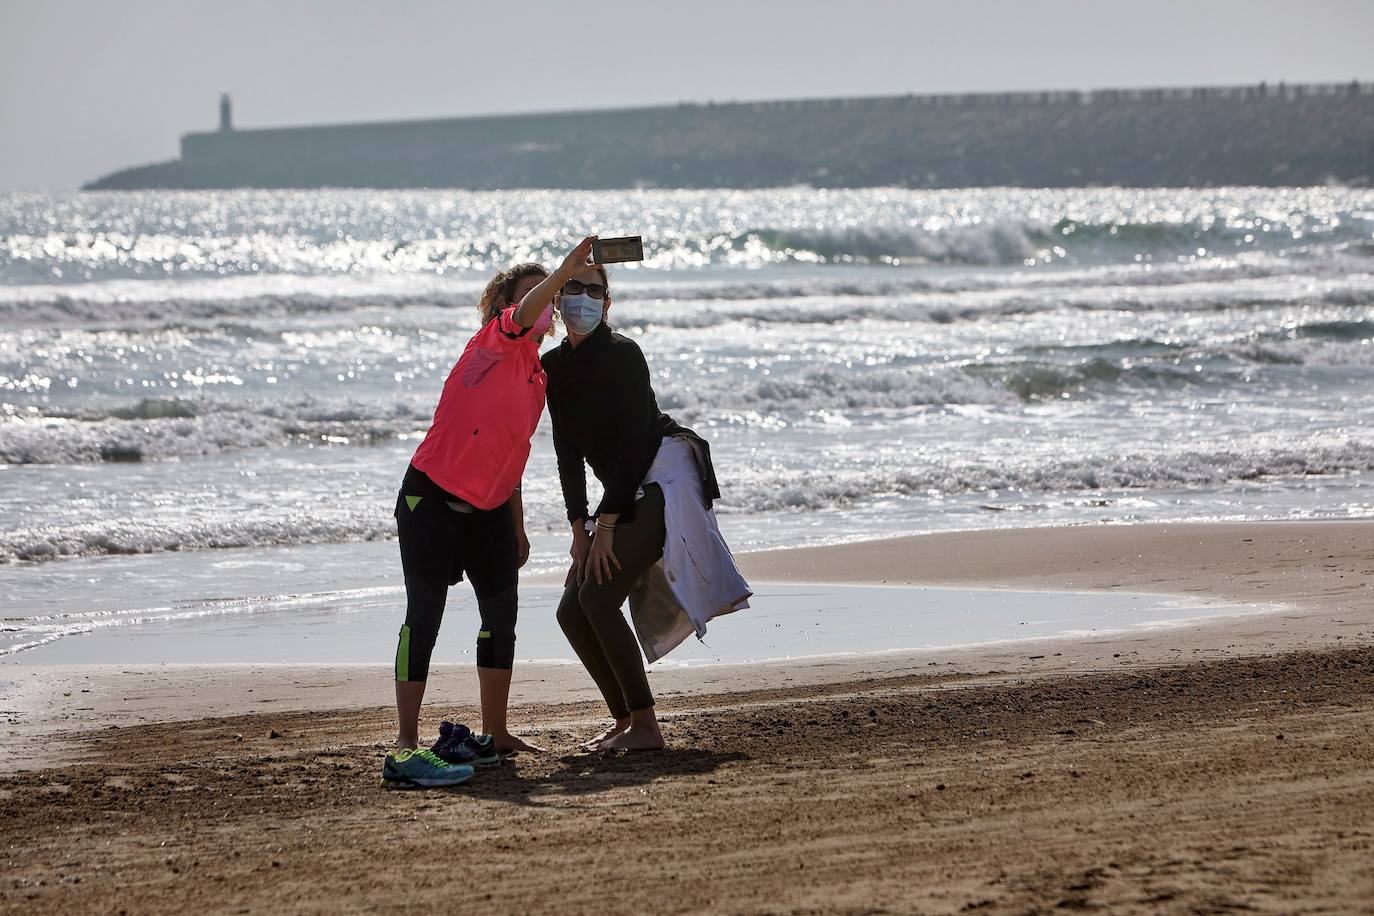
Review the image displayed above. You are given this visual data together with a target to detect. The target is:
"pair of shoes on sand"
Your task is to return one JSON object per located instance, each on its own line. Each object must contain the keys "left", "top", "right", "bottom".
{"left": 381, "top": 722, "right": 499, "bottom": 789}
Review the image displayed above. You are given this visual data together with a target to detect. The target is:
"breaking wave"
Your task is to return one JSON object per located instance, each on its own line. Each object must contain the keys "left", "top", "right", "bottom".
{"left": 737, "top": 222, "right": 1043, "bottom": 264}
{"left": 5, "top": 438, "right": 1372, "bottom": 562}
{"left": 6, "top": 266, "right": 1370, "bottom": 330}
{"left": 1, "top": 511, "right": 399, "bottom": 564}
{"left": 728, "top": 439, "right": 1374, "bottom": 513}
{"left": 0, "top": 396, "right": 429, "bottom": 464}
{"left": 7, "top": 313, "right": 1372, "bottom": 466}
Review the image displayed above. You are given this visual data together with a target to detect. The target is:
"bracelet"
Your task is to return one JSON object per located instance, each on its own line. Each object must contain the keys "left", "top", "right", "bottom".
{"left": 594, "top": 520, "right": 616, "bottom": 532}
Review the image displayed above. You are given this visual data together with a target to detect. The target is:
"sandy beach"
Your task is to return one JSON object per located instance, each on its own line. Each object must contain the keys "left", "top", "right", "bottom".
{"left": 2, "top": 519, "right": 1371, "bottom": 914}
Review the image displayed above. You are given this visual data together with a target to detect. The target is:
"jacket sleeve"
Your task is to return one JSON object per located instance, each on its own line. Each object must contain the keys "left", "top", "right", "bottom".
{"left": 490, "top": 306, "right": 536, "bottom": 349}
{"left": 550, "top": 400, "right": 589, "bottom": 524}
{"left": 595, "top": 343, "right": 655, "bottom": 518}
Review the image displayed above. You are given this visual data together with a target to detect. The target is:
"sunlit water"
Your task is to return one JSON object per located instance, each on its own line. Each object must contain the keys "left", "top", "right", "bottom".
{"left": 1, "top": 188, "right": 1370, "bottom": 658}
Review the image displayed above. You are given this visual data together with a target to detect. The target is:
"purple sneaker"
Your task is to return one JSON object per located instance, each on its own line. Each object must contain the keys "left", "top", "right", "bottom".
{"left": 433, "top": 721, "right": 501, "bottom": 766}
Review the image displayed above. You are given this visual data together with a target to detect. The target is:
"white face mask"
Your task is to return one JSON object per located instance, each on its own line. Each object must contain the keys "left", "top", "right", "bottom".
{"left": 561, "top": 293, "right": 604, "bottom": 335}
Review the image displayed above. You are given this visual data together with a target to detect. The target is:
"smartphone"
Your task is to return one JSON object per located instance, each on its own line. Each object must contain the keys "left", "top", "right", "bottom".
{"left": 592, "top": 236, "right": 644, "bottom": 264}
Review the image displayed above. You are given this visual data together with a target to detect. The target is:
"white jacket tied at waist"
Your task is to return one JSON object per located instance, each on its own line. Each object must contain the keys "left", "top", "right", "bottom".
{"left": 626, "top": 435, "right": 752, "bottom": 663}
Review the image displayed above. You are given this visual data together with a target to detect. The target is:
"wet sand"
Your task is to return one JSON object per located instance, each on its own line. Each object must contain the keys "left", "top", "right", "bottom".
{"left": 2, "top": 520, "right": 1372, "bottom": 914}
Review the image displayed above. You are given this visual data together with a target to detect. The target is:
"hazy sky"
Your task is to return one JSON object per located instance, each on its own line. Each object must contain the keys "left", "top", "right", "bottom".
{"left": 3, "top": 0, "right": 1372, "bottom": 190}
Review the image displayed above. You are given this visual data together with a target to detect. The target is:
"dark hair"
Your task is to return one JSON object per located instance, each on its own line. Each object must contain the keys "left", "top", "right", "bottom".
{"left": 476, "top": 262, "right": 550, "bottom": 325}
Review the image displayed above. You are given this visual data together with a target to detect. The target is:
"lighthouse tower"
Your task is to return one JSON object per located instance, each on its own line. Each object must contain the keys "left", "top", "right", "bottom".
{"left": 219, "top": 94, "right": 233, "bottom": 132}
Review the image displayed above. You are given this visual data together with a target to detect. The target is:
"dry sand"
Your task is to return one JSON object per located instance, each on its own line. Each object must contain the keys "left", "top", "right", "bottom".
{"left": 2, "top": 520, "right": 1371, "bottom": 914}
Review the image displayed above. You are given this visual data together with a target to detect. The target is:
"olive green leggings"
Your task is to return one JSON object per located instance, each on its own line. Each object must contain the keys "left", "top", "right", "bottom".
{"left": 555, "top": 485, "right": 665, "bottom": 719}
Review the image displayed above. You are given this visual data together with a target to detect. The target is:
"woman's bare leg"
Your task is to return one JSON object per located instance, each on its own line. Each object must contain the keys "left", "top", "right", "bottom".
{"left": 478, "top": 666, "right": 545, "bottom": 753}
{"left": 556, "top": 582, "right": 634, "bottom": 729}
{"left": 395, "top": 680, "right": 426, "bottom": 749}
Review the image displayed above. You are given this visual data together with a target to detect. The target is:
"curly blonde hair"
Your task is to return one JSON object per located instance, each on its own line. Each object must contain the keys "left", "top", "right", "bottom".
{"left": 476, "top": 262, "right": 552, "bottom": 332}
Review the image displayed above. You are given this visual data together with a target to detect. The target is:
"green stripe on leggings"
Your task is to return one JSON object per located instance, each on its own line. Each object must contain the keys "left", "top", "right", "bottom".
{"left": 396, "top": 625, "right": 411, "bottom": 681}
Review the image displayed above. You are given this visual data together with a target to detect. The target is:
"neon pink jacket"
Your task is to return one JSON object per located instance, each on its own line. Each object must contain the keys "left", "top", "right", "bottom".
{"left": 410, "top": 307, "right": 546, "bottom": 509}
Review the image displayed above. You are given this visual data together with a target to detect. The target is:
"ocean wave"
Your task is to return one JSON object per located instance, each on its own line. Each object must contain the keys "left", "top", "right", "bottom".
{"left": 733, "top": 217, "right": 1313, "bottom": 265}
{"left": 1277, "top": 318, "right": 1374, "bottom": 342}
{"left": 730, "top": 208, "right": 1374, "bottom": 266}
{"left": 660, "top": 365, "right": 1017, "bottom": 414}
{"left": 962, "top": 359, "right": 1201, "bottom": 400}
{"left": 6, "top": 190, "right": 1370, "bottom": 286}
{"left": 1010, "top": 317, "right": 1374, "bottom": 371}
{"left": 737, "top": 222, "right": 1044, "bottom": 264}
{"left": 8, "top": 322, "right": 1368, "bottom": 469}
{"left": 663, "top": 329, "right": 1374, "bottom": 415}
{"left": 610, "top": 273, "right": 1374, "bottom": 334}
{"left": 0, "top": 512, "right": 398, "bottom": 564}
{"left": 728, "top": 439, "right": 1374, "bottom": 513}
{"left": 0, "top": 286, "right": 483, "bottom": 327}
{"left": 0, "top": 396, "right": 428, "bottom": 464}
{"left": 1224, "top": 341, "right": 1374, "bottom": 368}
{"left": 6, "top": 438, "right": 1372, "bottom": 563}
{"left": 2, "top": 249, "right": 1371, "bottom": 330}
{"left": 5, "top": 372, "right": 1017, "bottom": 467}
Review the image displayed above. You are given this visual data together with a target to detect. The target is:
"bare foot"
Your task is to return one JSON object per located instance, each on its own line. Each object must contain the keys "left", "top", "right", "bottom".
{"left": 580, "top": 721, "right": 629, "bottom": 751}
{"left": 492, "top": 733, "right": 545, "bottom": 755}
{"left": 599, "top": 725, "right": 665, "bottom": 752}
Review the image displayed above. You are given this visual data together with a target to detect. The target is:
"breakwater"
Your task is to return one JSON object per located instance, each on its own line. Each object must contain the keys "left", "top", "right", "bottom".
{"left": 86, "top": 81, "right": 1374, "bottom": 189}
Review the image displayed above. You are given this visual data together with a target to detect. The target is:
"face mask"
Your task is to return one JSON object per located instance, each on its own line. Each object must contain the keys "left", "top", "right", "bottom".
{"left": 561, "top": 293, "right": 604, "bottom": 335}
{"left": 530, "top": 304, "right": 553, "bottom": 337}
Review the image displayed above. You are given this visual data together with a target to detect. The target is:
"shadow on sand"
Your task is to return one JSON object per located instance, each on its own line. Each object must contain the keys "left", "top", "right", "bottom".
{"left": 466, "top": 746, "right": 748, "bottom": 807}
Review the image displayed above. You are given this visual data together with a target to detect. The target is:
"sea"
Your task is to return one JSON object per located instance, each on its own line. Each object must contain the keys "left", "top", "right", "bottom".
{"left": 1, "top": 187, "right": 1370, "bottom": 660}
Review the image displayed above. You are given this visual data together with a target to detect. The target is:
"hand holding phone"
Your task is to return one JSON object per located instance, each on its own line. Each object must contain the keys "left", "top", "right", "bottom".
{"left": 558, "top": 237, "right": 598, "bottom": 277}
{"left": 591, "top": 236, "right": 644, "bottom": 264}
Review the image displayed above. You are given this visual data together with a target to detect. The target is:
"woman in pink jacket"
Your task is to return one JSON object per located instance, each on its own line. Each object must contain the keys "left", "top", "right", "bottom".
{"left": 383, "top": 237, "right": 598, "bottom": 789}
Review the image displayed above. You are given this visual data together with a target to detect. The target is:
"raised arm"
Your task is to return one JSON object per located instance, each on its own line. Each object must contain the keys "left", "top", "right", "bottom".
{"left": 511, "top": 236, "right": 599, "bottom": 328}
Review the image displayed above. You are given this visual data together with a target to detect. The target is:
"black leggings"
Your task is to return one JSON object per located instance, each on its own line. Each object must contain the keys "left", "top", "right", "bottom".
{"left": 394, "top": 465, "right": 518, "bottom": 681}
{"left": 555, "top": 484, "right": 665, "bottom": 719}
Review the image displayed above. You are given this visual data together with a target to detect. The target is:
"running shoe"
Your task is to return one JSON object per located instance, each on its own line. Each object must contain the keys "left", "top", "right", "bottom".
{"left": 381, "top": 747, "right": 475, "bottom": 789}
{"left": 428, "top": 721, "right": 479, "bottom": 765}
{"left": 433, "top": 721, "right": 501, "bottom": 766}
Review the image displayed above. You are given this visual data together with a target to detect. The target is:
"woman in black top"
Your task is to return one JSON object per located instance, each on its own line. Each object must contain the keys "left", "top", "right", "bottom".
{"left": 541, "top": 254, "right": 720, "bottom": 751}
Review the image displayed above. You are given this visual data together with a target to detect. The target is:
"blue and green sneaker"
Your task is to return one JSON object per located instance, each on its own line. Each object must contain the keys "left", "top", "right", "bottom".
{"left": 381, "top": 747, "right": 475, "bottom": 789}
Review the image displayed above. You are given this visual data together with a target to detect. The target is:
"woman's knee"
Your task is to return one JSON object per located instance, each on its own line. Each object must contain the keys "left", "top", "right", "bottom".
{"left": 555, "top": 584, "right": 586, "bottom": 630}
{"left": 475, "top": 586, "right": 517, "bottom": 669}
{"left": 398, "top": 569, "right": 448, "bottom": 681}
{"left": 395, "top": 620, "right": 439, "bottom": 682}
{"left": 576, "top": 579, "right": 611, "bottom": 618}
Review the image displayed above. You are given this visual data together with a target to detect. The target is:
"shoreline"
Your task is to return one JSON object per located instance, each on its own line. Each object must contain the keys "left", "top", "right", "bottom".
{"left": 4, "top": 519, "right": 1368, "bottom": 769}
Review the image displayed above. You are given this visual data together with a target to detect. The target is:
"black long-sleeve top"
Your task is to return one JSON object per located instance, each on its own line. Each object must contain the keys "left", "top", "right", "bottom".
{"left": 541, "top": 322, "right": 720, "bottom": 525}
